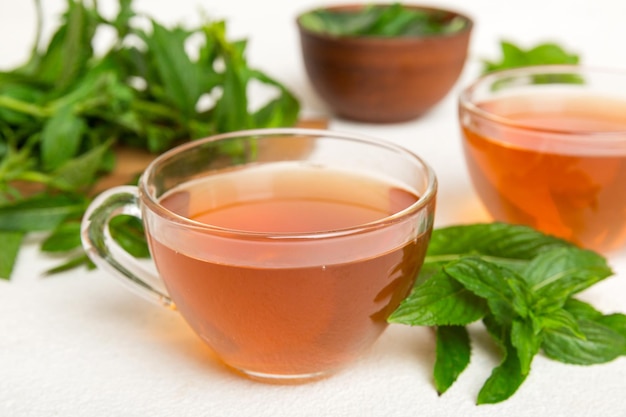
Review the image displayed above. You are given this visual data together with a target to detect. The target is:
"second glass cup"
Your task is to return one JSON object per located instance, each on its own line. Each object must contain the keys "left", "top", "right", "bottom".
{"left": 459, "top": 65, "right": 626, "bottom": 253}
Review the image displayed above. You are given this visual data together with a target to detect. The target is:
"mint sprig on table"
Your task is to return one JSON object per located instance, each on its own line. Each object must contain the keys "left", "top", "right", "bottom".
{"left": 0, "top": 0, "right": 300, "bottom": 279}
{"left": 389, "top": 222, "right": 626, "bottom": 404}
{"left": 481, "top": 40, "right": 583, "bottom": 85}
{"left": 482, "top": 40, "right": 580, "bottom": 73}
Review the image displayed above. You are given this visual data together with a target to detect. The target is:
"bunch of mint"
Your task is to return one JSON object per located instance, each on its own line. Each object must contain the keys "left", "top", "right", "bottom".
{"left": 0, "top": 0, "right": 300, "bottom": 279}
{"left": 389, "top": 222, "right": 626, "bottom": 404}
{"left": 482, "top": 40, "right": 580, "bottom": 74}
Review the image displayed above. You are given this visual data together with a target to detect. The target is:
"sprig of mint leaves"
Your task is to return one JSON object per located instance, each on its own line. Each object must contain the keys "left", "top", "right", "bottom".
{"left": 389, "top": 222, "right": 626, "bottom": 404}
{"left": 482, "top": 40, "right": 580, "bottom": 73}
{"left": 481, "top": 40, "right": 583, "bottom": 85}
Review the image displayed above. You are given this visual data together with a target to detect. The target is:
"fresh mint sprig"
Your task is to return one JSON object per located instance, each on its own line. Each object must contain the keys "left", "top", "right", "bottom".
{"left": 481, "top": 40, "right": 583, "bottom": 86}
{"left": 482, "top": 40, "right": 580, "bottom": 74}
{"left": 389, "top": 222, "right": 626, "bottom": 404}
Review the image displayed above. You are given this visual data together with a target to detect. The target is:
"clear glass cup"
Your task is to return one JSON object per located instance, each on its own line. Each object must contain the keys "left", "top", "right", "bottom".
{"left": 459, "top": 65, "right": 626, "bottom": 253}
{"left": 81, "top": 128, "right": 437, "bottom": 382}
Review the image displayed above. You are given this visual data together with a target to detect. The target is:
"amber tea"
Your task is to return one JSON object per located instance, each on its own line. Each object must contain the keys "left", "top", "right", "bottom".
{"left": 146, "top": 164, "right": 429, "bottom": 378}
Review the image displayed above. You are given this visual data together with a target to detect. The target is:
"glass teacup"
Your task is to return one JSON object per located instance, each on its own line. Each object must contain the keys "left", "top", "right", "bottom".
{"left": 81, "top": 128, "right": 437, "bottom": 382}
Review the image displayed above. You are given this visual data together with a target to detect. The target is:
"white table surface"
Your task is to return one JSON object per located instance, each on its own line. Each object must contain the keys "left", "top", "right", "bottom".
{"left": 1, "top": 1, "right": 626, "bottom": 416}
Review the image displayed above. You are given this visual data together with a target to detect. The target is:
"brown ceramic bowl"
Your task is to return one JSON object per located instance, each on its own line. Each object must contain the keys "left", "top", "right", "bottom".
{"left": 296, "top": 4, "right": 473, "bottom": 123}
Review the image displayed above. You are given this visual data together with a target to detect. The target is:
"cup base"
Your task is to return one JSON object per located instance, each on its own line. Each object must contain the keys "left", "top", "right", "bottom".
{"left": 235, "top": 368, "right": 334, "bottom": 385}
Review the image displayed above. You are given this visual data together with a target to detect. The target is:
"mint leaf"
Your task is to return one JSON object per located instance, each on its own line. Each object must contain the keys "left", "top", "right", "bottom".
{"left": 434, "top": 325, "right": 471, "bottom": 395}
{"left": 388, "top": 269, "right": 487, "bottom": 326}
{"left": 51, "top": 140, "right": 112, "bottom": 190}
{"left": 213, "top": 37, "right": 253, "bottom": 132}
{"left": 525, "top": 43, "right": 580, "bottom": 66}
{"left": 542, "top": 319, "right": 626, "bottom": 365}
{"left": 427, "top": 222, "right": 572, "bottom": 259}
{"left": 41, "top": 221, "right": 82, "bottom": 252}
{"left": 109, "top": 215, "right": 150, "bottom": 258}
{"left": 250, "top": 69, "right": 301, "bottom": 128}
{"left": 545, "top": 301, "right": 626, "bottom": 363}
{"left": 597, "top": 314, "right": 626, "bottom": 339}
{"left": 0, "top": 230, "right": 24, "bottom": 279}
{"left": 425, "top": 222, "right": 573, "bottom": 275}
{"left": 477, "top": 330, "right": 527, "bottom": 405}
{"left": 444, "top": 257, "right": 530, "bottom": 322}
{"left": 482, "top": 40, "right": 580, "bottom": 74}
{"left": 139, "top": 20, "right": 201, "bottom": 120}
{"left": 0, "top": 194, "right": 88, "bottom": 232}
{"left": 44, "top": 253, "right": 93, "bottom": 276}
{"left": 524, "top": 248, "right": 613, "bottom": 312}
{"left": 536, "top": 307, "right": 585, "bottom": 339}
{"left": 563, "top": 298, "right": 603, "bottom": 320}
{"left": 482, "top": 41, "right": 525, "bottom": 73}
{"left": 475, "top": 316, "right": 528, "bottom": 404}
{"left": 40, "top": 105, "right": 87, "bottom": 170}
{"left": 511, "top": 318, "right": 541, "bottom": 374}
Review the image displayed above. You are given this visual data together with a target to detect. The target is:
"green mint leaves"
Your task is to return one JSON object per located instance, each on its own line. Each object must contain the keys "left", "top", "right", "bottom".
{"left": 481, "top": 40, "right": 584, "bottom": 86}
{"left": 389, "top": 222, "right": 625, "bottom": 404}
{"left": 0, "top": 0, "right": 300, "bottom": 279}
{"left": 482, "top": 40, "right": 580, "bottom": 74}
{"left": 299, "top": 3, "right": 468, "bottom": 38}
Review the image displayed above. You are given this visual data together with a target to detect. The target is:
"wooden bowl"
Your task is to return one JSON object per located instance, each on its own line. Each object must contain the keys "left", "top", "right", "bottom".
{"left": 296, "top": 4, "right": 473, "bottom": 123}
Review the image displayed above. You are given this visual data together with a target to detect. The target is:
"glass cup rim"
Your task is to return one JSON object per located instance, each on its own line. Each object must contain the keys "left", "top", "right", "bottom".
{"left": 138, "top": 127, "right": 438, "bottom": 239}
{"left": 458, "top": 64, "right": 626, "bottom": 139}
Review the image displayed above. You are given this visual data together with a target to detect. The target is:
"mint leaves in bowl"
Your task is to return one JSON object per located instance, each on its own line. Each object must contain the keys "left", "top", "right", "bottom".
{"left": 299, "top": 3, "right": 468, "bottom": 37}
{"left": 296, "top": 3, "right": 473, "bottom": 123}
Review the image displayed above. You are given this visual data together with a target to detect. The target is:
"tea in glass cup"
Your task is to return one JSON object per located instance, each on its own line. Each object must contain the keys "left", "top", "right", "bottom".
{"left": 81, "top": 128, "right": 437, "bottom": 382}
{"left": 459, "top": 65, "right": 626, "bottom": 252}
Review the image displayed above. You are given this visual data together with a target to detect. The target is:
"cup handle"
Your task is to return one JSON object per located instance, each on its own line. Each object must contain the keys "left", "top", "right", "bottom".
{"left": 81, "top": 185, "right": 175, "bottom": 309}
